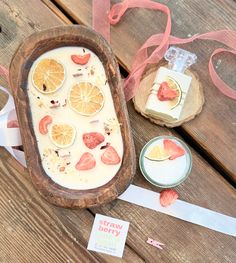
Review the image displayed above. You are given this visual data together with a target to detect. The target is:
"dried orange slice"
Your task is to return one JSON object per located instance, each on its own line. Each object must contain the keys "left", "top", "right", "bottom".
{"left": 68, "top": 82, "right": 104, "bottom": 116}
{"left": 32, "top": 58, "right": 65, "bottom": 94}
{"left": 166, "top": 77, "right": 182, "bottom": 109}
{"left": 145, "top": 145, "right": 170, "bottom": 161}
{"left": 49, "top": 123, "right": 76, "bottom": 148}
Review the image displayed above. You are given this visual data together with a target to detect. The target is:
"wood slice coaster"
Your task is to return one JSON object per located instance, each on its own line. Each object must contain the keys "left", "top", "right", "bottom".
{"left": 133, "top": 65, "right": 204, "bottom": 127}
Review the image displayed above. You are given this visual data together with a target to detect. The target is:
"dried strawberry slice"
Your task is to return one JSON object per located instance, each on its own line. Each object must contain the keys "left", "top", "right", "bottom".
{"left": 39, "top": 115, "right": 52, "bottom": 135}
{"left": 75, "top": 152, "right": 96, "bottom": 170}
{"left": 157, "top": 82, "right": 178, "bottom": 101}
{"left": 160, "top": 189, "right": 178, "bottom": 207}
{"left": 163, "top": 139, "right": 185, "bottom": 160}
{"left": 83, "top": 132, "right": 105, "bottom": 149}
{"left": 101, "top": 146, "right": 121, "bottom": 165}
{"left": 71, "top": 54, "right": 91, "bottom": 65}
{"left": 7, "top": 120, "right": 19, "bottom": 128}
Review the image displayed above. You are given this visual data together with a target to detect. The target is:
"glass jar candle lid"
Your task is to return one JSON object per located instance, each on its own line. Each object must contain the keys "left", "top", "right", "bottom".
{"left": 139, "top": 136, "right": 192, "bottom": 188}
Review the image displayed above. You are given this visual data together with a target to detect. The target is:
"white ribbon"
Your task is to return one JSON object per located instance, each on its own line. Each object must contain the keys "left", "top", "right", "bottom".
{"left": 119, "top": 185, "right": 236, "bottom": 237}
{"left": 0, "top": 84, "right": 235, "bottom": 237}
{"left": 0, "top": 86, "right": 26, "bottom": 166}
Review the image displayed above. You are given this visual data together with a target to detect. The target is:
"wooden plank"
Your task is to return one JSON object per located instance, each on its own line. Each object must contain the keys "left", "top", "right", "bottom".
{"left": 91, "top": 102, "right": 236, "bottom": 263}
{"left": 0, "top": 1, "right": 235, "bottom": 262}
{"left": 0, "top": 1, "right": 143, "bottom": 262}
{"left": 53, "top": 0, "right": 236, "bottom": 183}
{"left": 0, "top": 149, "right": 143, "bottom": 263}
{"left": 42, "top": 0, "right": 73, "bottom": 24}
{"left": 0, "top": 152, "right": 98, "bottom": 263}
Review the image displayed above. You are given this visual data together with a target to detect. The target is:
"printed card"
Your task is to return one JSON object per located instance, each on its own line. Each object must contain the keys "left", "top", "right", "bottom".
{"left": 87, "top": 214, "right": 130, "bottom": 258}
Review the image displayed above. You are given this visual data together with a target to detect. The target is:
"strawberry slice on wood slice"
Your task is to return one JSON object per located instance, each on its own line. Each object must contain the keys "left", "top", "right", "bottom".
{"left": 160, "top": 189, "right": 179, "bottom": 207}
{"left": 157, "top": 81, "right": 178, "bottom": 101}
{"left": 71, "top": 54, "right": 91, "bottom": 65}
{"left": 39, "top": 115, "right": 53, "bottom": 135}
{"left": 163, "top": 139, "right": 185, "bottom": 160}
{"left": 101, "top": 146, "right": 121, "bottom": 165}
{"left": 83, "top": 132, "right": 105, "bottom": 149}
{"left": 75, "top": 152, "right": 96, "bottom": 170}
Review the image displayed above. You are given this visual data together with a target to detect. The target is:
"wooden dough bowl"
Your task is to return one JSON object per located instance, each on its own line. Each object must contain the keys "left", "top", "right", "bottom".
{"left": 9, "top": 25, "right": 136, "bottom": 208}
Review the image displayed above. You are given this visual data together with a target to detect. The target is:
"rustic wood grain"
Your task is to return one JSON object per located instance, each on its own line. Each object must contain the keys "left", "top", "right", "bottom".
{"left": 0, "top": 0, "right": 236, "bottom": 262}
{"left": 9, "top": 25, "right": 135, "bottom": 208}
{"left": 0, "top": 149, "right": 143, "bottom": 263}
{"left": 91, "top": 102, "right": 236, "bottom": 263}
{"left": 42, "top": 0, "right": 73, "bottom": 24}
{"left": 0, "top": 0, "right": 141, "bottom": 262}
{"left": 53, "top": 0, "right": 236, "bottom": 183}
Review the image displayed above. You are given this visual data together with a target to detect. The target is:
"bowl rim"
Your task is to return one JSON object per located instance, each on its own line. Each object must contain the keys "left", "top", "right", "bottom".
{"left": 139, "top": 135, "right": 192, "bottom": 188}
{"left": 9, "top": 25, "right": 136, "bottom": 208}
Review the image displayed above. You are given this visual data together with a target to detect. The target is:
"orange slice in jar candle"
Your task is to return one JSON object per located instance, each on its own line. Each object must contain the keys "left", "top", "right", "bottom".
{"left": 165, "top": 77, "right": 182, "bottom": 109}
{"left": 145, "top": 145, "right": 170, "bottom": 161}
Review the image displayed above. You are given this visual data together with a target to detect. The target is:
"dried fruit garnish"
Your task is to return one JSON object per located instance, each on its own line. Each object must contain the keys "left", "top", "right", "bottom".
{"left": 83, "top": 132, "right": 105, "bottom": 149}
{"left": 89, "top": 119, "right": 99, "bottom": 124}
{"left": 145, "top": 145, "right": 170, "bottom": 161}
{"left": 59, "top": 166, "right": 65, "bottom": 172}
{"left": 71, "top": 54, "right": 91, "bottom": 65}
{"left": 62, "top": 99, "right": 67, "bottom": 107}
{"left": 75, "top": 152, "right": 96, "bottom": 170}
{"left": 73, "top": 73, "right": 83, "bottom": 77}
{"left": 160, "top": 189, "right": 178, "bottom": 207}
{"left": 157, "top": 82, "right": 178, "bottom": 101}
{"left": 43, "top": 84, "right": 47, "bottom": 91}
{"left": 163, "top": 139, "right": 185, "bottom": 160}
{"left": 49, "top": 123, "right": 76, "bottom": 148}
{"left": 32, "top": 59, "right": 65, "bottom": 94}
{"left": 7, "top": 120, "right": 19, "bottom": 128}
{"left": 104, "top": 118, "right": 122, "bottom": 134}
{"left": 50, "top": 100, "right": 60, "bottom": 108}
{"left": 69, "top": 82, "right": 104, "bottom": 116}
{"left": 39, "top": 115, "right": 52, "bottom": 135}
{"left": 58, "top": 149, "right": 71, "bottom": 158}
{"left": 101, "top": 146, "right": 121, "bottom": 165}
{"left": 38, "top": 101, "right": 44, "bottom": 108}
{"left": 100, "top": 142, "right": 111, "bottom": 150}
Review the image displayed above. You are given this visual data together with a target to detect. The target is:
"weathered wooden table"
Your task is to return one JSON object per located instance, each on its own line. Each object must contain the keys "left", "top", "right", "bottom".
{"left": 0, "top": 1, "right": 236, "bottom": 262}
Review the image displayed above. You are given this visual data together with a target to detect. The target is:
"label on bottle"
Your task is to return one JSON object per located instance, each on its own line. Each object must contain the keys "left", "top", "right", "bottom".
{"left": 145, "top": 67, "right": 192, "bottom": 121}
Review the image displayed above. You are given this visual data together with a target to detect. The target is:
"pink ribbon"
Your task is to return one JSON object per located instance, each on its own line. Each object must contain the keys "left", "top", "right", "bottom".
{"left": 0, "top": 65, "right": 9, "bottom": 81}
{"left": 92, "top": 0, "right": 111, "bottom": 43}
{"left": 93, "top": 0, "right": 236, "bottom": 101}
